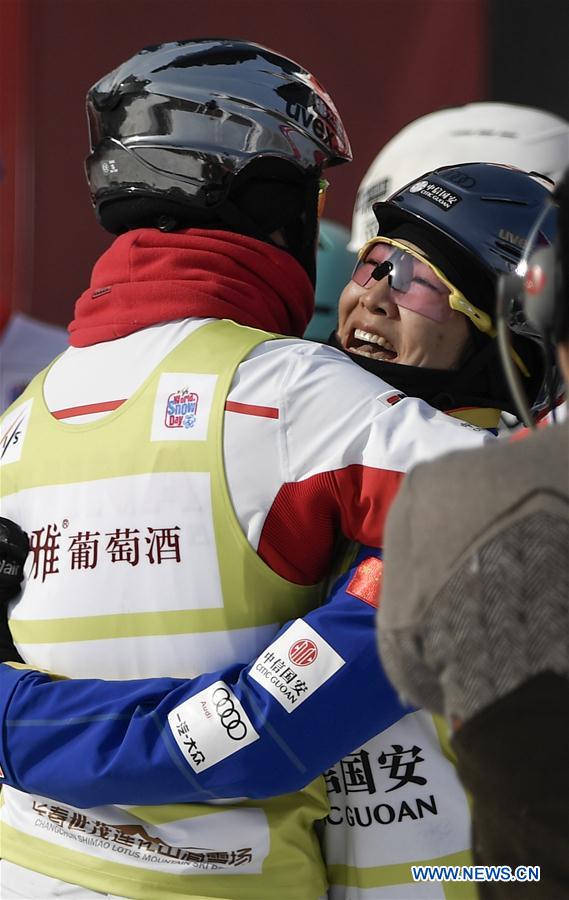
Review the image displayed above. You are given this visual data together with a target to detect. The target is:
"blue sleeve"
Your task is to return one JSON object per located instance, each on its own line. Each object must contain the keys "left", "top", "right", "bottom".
{"left": 0, "top": 547, "right": 412, "bottom": 809}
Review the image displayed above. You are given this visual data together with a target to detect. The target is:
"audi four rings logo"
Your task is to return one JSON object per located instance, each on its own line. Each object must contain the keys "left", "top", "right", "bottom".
{"left": 212, "top": 687, "right": 248, "bottom": 741}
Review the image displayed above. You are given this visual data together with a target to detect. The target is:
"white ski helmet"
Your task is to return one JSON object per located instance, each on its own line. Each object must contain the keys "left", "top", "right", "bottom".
{"left": 349, "top": 102, "right": 569, "bottom": 251}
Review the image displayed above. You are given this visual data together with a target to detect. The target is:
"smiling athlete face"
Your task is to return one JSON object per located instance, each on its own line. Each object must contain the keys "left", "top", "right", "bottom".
{"left": 337, "top": 240, "right": 470, "bottom": 370}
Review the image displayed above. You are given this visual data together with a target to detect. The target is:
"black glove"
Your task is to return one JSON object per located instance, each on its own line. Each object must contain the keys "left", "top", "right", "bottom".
{"left": 0, "top": 516, "right": 29, "bottom": 663}
{"left": 0, "top": 517, "right": 29, "bottom": 601}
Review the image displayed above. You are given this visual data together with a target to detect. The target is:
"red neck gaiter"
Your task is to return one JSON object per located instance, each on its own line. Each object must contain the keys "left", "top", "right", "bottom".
{"left": 69, "top": 228, "right": 315, "bottom": 347}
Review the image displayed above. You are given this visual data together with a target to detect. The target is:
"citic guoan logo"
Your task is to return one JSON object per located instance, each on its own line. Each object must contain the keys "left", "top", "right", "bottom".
{"left": 288, "top": 638, "right": 318, "bottom": 666}
{"left": 165, "top": 390, "right": 198, "bottom": 429}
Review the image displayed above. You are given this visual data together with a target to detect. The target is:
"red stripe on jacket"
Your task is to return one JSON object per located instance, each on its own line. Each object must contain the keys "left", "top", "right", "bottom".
{"left": 258, "top": 465, "right": 404, "bottom": 585}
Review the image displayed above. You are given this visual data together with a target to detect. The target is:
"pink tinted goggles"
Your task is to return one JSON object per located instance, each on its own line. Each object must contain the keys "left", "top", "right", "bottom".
{"left": 351, "top": 238, "right": 454, "bottom": 323}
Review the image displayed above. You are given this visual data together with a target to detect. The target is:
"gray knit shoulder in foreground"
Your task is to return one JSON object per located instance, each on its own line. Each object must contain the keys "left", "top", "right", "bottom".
{"left": 378, "top": 422, "right": 569, "bottom": 721}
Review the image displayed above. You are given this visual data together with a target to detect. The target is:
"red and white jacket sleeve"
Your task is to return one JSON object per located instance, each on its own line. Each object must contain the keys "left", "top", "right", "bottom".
{"left": 223, "top": 338, "right": 493, "bottom": 585}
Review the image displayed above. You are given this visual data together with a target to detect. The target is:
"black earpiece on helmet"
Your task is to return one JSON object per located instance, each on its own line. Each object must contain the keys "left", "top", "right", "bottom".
{"left": 497, "top": 168, "right": 569, "bottom": 428}
{"left": 521, "top": 173, "right": 569, "bottom": 343}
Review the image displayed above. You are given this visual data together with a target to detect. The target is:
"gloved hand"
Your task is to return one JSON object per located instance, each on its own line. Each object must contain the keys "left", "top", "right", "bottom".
{"left": 0, "top": 517, "right": 29, "bottom": 601}
{"left": 0, "top": 516, "right": 29, "bottom": 663}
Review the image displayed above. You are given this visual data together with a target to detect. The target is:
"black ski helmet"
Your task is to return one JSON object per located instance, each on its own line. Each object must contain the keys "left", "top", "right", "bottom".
{"left": 372, "top": 163, "right": 557, "bottom": 408}
{"left": 85, "top": 39, "right": 351, "bottom": 279}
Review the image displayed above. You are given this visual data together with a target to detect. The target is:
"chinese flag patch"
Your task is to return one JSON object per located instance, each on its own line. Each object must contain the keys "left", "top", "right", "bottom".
{"left": 346, "top": 556, "right": 383, "bottom": 608}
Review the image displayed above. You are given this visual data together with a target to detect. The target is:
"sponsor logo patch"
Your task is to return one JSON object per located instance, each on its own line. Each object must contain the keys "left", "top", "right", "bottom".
{"left": 31, "top": 798, "right": 265, "bottom": 872}
{"left": 346, "top": 556, "right": 384, "bottom": 608}
{"left": 168, "top": 681, "right": 259, "bottom": 773}
{"left": 151, "top": 373, "right": 217, "bottom": 442}
{"left": 289, "top": 638, "right": 318, "bottom": 667}
{"left": 250, "top": 620, "right": 345, "bottom": 713}
{"left": 5, "top": 473, "right": 224, "bottom": 617}
{"left": 407, "top": 180, "right": 462, "bottom": 211}
{"left": 27, "top": 519, "right": 183, "bottom": 583}
{"left": 101, "top": 160, "right": 118, "bottom": 175}
{"left": 0, "top": 399, "right": 33, "bottom": 466}
{"left": 377, "top": 390, "right": 406, "bottom": 408}
{"left": 498, "top": 228, "right": 527, "bottom": 250}
{"left": 165, "top": 390, "right": 199, "bottom": 430}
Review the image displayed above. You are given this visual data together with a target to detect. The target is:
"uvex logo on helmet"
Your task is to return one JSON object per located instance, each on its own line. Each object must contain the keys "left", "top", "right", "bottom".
{"left": 285, "top": 100, "right": 347, "bottom": 154}
{"left": 498, "top": 228, "right": 527, "bottom": 250}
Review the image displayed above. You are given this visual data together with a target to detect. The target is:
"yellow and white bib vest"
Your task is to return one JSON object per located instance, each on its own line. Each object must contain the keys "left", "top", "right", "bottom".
{"left": 0, "top": 320, "right": 328, "bottom": 900}
{"left": 324, "top": 407, "right": 502, "bottom": 900}
{"left": 325, "top": 711, "right": 476, "bottom": 900}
